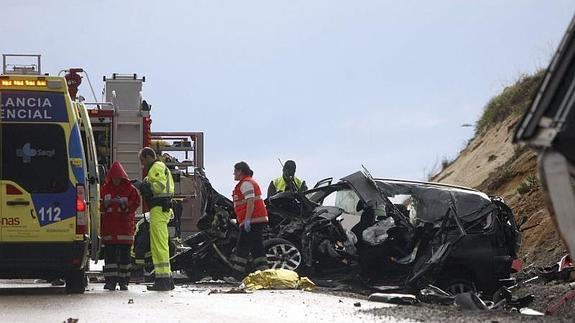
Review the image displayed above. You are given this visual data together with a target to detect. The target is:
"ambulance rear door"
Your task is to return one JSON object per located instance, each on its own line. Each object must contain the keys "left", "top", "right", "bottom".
{"left": 0, "top": 90, "right": 76, "bottom": 242}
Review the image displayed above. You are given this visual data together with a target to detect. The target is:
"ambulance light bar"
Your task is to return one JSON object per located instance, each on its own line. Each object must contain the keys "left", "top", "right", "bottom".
{"left": 0, "top": 78, "right": 47, "bottom": 87}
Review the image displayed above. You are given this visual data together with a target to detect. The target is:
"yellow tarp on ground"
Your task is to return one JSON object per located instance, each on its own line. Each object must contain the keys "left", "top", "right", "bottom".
{"left": 241, "top": 269, "right": 315, "bottom": 291}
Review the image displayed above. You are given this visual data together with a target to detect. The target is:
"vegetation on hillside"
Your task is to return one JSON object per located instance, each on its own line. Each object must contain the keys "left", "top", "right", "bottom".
{"left": 475, "top": 71, "right": 545, "bottom": 135}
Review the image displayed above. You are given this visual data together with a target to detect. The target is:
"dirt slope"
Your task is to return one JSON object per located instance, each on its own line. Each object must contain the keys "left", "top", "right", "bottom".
{"left": 432, "top": 73, "right": 567, "bottom": 267}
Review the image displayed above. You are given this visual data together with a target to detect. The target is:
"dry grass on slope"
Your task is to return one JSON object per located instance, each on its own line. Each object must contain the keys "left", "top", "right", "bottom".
{"left": 475, "top": 71, "right": 544, "bottom": 136}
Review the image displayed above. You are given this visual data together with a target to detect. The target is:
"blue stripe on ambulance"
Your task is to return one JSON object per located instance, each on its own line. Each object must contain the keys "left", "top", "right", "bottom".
{"left": 68, "top": 123, "right": 86, "bottom": 183}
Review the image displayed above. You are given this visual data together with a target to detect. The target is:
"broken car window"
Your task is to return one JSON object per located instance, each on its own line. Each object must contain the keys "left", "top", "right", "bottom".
{"left": 334, "top": 189, "right": 361, "bottom": 215}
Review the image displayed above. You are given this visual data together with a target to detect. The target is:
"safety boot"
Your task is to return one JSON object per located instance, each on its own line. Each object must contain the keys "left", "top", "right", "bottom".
{"left": 104, "top": 278, "right": 117, "bottom": 291}
{"left": 119, "top": 278, "right": 129, "bottom": 291}
{"left": 168, "top": 277, "right": 175, "bottom": 290}
{"left": 146, "top": 278, "right": 174, "bottom": 291}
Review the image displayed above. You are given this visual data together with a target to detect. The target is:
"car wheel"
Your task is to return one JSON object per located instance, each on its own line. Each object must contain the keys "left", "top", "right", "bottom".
{"left": 264, "top": 238, "right": 302, "bottom": 272}
{"left": 440, "top": 277, "right": 476, "bottom": 296}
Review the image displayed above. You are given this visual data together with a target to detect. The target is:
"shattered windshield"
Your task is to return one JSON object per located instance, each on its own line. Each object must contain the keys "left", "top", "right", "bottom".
{"left": 334, "top": 189, "right": 361, "bottom": 215}
{"left": 307, "top": 186, "right": 361, "bottom": 215}
{"left": 375, "top": 180, "right": 496, "bottom": 224}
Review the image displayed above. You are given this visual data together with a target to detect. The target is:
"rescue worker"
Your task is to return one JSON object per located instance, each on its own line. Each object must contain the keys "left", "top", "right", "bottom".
{"left": 267, "top": 160, "right": 308, "bottom": 197}
{"left": 101, "top": 161, "right": 141, "bottom": 291}
{"left": 230, "top": 161, "right": 270, "bottom": 274}
{"left": 138, "top": 147, "right": 175, "bottom": 291}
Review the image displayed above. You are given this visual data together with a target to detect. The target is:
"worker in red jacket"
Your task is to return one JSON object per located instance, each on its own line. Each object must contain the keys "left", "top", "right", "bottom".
{"left": 101, "top": 161, "right": 141, "bottom": 291}
{"left": 230, "top": 161, "right": 269, "bottom": 274}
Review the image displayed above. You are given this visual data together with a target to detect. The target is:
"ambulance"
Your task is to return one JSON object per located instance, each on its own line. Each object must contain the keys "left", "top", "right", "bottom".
{"left": 0, "top": 55, "right": 100, "bottom": 293}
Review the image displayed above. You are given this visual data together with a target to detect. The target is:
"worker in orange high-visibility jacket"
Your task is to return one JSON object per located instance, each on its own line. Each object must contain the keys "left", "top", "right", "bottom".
{"left": 101, "top": 161, "right": 141, "bottom": 291}
{"left": 230, "top": 161, "right": 269, "bottom": 274}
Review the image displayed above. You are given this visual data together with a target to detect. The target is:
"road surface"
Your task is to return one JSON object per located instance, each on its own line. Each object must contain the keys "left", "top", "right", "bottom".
{"left": 0, "top": 280, "right": 410, "bottom": 323}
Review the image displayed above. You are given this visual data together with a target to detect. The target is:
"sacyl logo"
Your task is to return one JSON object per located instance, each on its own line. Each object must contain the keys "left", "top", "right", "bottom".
{"left": 16, "top": 143, "right": 55, "bottom": 163}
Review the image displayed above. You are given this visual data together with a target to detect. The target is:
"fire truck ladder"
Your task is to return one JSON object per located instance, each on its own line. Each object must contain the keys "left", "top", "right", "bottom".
{"left": 105, "top": 73, "right": 148, "bottom": 180}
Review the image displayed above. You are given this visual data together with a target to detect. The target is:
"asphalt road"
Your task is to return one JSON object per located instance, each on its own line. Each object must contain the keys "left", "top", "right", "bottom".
{"left": 0, "top": 280, "right": 410, "bottom": 323}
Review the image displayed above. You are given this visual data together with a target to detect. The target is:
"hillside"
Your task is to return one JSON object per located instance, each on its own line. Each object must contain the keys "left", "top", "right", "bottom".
{"left": 432, "top": 72, "right": 567, "bottom": 266}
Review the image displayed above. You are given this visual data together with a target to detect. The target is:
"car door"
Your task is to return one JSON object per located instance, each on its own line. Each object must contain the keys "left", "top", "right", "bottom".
{"left": 77, "top": 103, "right": 101, "bottom": 260}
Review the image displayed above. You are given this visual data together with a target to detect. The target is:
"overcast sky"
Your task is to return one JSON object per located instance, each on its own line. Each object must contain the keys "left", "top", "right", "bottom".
{"left": 1, "top": 0, "right": 573, "bottom": 195}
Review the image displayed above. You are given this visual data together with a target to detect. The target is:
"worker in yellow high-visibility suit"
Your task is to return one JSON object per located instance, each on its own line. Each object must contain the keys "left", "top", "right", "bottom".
{"left": 138, "top": 147, "right": 175, "bottom": 291}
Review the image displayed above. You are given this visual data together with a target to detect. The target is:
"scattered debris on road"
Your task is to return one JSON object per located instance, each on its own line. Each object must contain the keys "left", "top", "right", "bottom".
{"left": 368, "top": 293, "right": 418, "bottom": 305}
{"left": 208, "top": 288, "right": 250, "bottom": 295}
{"left": 538, "top": 254, "right": 574, "bottom": 284}
{"left": 417, "top": 285, "right": 454, "bottom": 305}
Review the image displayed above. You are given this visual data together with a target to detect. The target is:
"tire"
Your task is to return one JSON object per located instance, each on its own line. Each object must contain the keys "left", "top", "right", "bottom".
{"left": 264, "top": 238, "right": 303, "bottom": 272}
{"left": 65, "top": 268, "right": 87, "bottom": 294}
{"left": 437, "top": 273, "right": 476, "bottom": 296}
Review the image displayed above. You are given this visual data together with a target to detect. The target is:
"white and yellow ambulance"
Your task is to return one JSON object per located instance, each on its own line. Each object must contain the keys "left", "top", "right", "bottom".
{"left": 0, "top": 55, "right": 100, "bottom": 293}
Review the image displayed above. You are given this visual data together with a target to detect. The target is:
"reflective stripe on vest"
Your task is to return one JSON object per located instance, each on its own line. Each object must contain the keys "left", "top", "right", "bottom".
{"left": 103, "top": 235, "right": 134, "bottom": 242}
{"left": 273, "top": 176, "right": 303, "bottom": 192}
{"left": 234, "top": 195, "right": 264, "bottom": 206}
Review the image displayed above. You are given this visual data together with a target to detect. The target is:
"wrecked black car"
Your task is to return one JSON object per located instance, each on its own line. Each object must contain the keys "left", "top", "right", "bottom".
{"left": 169, "top": 169, "right": 520, "bottom": 295}
{"left": 282, "top": 170, "right": 522, "bottom": 294}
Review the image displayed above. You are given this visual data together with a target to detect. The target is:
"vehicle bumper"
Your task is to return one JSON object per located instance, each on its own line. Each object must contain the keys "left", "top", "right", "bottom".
{"left": 0, "top": 241, "right": 89, "bottom": 279}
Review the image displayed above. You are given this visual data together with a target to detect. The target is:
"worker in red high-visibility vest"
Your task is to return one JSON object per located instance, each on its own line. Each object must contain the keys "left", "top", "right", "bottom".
{"left": 230, "top": 161, "right": 269, "bottom": 274}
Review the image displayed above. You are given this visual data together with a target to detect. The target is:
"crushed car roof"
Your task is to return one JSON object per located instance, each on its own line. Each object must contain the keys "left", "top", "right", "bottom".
{"left": 337, "top": 171, "right": 496, "bottom": 225}
{"left": 375, "top": 178, "right": 495, "bottom": 224}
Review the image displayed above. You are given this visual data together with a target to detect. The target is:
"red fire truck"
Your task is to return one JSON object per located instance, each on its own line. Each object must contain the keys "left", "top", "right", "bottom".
{"left": 64, "top": 69, "right": 205, "bottom": 239}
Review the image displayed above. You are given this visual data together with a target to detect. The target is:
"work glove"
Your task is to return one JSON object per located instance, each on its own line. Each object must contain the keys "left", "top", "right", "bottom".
{"left": 243, "top": 219, "right": 251, "bottom": 233}
{"left": 103, "top": 195, "right": 112, "bottom": 208}
{"left": 119, "top": 197, "right": 128, "bottom": 211}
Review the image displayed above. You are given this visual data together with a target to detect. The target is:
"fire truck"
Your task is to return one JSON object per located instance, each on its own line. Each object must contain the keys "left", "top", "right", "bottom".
{"left": 64, "top": 69, "right": 206, "bottom": 239}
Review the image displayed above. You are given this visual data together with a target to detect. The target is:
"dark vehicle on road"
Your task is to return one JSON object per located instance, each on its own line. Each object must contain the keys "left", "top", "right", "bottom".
{"left": 170, "top": 169, "right": 520, "bottom": 295}
{"left": 278, "top": 170, "right": 522, "bottom": 295}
